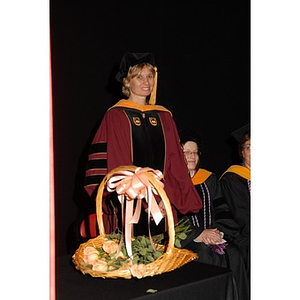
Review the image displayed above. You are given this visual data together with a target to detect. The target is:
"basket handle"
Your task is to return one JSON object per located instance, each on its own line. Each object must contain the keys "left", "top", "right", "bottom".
{"left": 95, "top": 165, "right": 175, "bottom": 253}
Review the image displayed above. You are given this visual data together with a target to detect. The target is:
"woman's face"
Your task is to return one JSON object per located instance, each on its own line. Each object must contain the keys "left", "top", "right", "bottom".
{"left": 182, "top": 141, "right": 199, "bottom": 174}
{"left": 242, "top": 139, "right": 251, "bottom": 169}
{"left": 128, "top": 66, "right": 154, "bottom": 98}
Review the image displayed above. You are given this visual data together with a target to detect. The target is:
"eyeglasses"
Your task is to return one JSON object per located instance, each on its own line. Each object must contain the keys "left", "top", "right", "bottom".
{"left": 183, "top": 150, "right": 199, "bottom": 156}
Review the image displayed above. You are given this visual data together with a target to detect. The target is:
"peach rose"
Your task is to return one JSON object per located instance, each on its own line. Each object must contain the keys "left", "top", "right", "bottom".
{"left": 130, "top": 264, "right": 147, "bottom": 279}
{"left": 84, "top": 246, "right": 98, "bottom": 255}
{"left": 83, "top": 246, "right": 99, "bottom": 265}
{"left": 118, "top": 261, "right": 133, "bottom": 271}
{"left": 114, "top": 250, "right": 126, "bottom": 259}
{"left": 108, "top": 265, "right": 118, "bottom": 271}
{"left": 102, "top": 240, "right": 119, "bottom": 254}
{"left": 92, "top": 259, "right": 108, "bottom": 272}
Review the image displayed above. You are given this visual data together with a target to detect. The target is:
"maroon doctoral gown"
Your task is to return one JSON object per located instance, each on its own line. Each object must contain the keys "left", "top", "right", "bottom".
{"left": 84, "top": 100, "right": 202, "bottom": 233}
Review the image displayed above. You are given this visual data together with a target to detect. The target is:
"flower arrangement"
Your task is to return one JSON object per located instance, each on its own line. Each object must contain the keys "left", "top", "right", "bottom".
{"left": 73, "top": 166, "right": 199, "bottom": 279}
{"left": 81, "top": 219, "right": 191, "bottom": 279}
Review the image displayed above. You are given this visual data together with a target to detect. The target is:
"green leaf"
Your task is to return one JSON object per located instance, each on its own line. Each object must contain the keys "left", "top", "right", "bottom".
{"left": 147, "top": 255, "right": 154, "bottom": 262}
{"left": 112, "top": 260, "right": 123, "bottom": 268}
{"left": 175, "top": 240, "right": 181, "bottom": 248}
{"left": 140, "top": 236, "right": 147, "bottom": 247}
{"left": 178, "top": 232, "right": 187, "bottom": 240}
{"left": 132, "top": 256, "right": 139, "bottom": 264}
{"left": 140, "top": 248, "right": 147, "bottom": 256}
{"left": 154, "top": 250, "right": 163, "bottom": 259}
{"left": 152, "top": 233, "right": 164, "bottom": 244}
{"left": 80, "top": 261, "right": 93, "bottom": 269}
{"left": 131, "top": 239, "right": 139, "bottom": 246}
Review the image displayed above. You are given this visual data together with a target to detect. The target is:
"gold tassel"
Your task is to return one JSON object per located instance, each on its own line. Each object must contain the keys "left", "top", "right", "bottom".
{"left": 149, "top": 67, "right": 157, "bottom": 105}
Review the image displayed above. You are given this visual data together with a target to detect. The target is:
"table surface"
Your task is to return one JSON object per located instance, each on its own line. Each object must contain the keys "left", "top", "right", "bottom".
{"left": 56, "top": 255, "right": 237, "bottom": 300}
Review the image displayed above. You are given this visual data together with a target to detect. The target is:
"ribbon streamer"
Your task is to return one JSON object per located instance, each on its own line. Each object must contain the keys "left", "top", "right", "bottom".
{"left": 107, "top": 167, "right": 164, "bottom": 258}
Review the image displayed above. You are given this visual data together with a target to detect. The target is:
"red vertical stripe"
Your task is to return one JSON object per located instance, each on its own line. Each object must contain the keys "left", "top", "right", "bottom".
{"left": 80, "top": 221, "right": 87, "bottom": 238}
{"left": 49, "top": 38, "right": 56, "bottom": 300}
{"left": 89, "top": 213, "right": 97, "bottom": 237}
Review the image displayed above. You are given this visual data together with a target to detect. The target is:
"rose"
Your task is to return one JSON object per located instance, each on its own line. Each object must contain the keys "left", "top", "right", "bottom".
{"left": 103, "top": 240, "right": 119, "bottom": 254}
{"left": 114, "top": 250, "right": 126, "bottom": 259}
{"left": 130, "top": 264, "right": 147, "bottom": 279}
{"left": 118, "top": 261, "right": 133, "bottom": 271}
{"left": 92, "top": 259, "right": 108, "bottom": 271}
{"left": 84, "top": 246, "right": 99, "bottom": 255}
{"left": 83, "top": 246, "right": 99, "bottom": 264}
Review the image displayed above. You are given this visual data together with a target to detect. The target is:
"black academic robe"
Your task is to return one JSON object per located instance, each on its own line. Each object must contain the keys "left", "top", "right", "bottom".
{"left": 181, "top": 167, "right": 250, "bottom": 300}
{"left": 179, "top": 169, "right": 227, "bottom": 267}
{"left": 217, "top": 165, "right": 250, "bottom": 274}
{"left": 214, "top": 165, "right": 251, "bottom": 300}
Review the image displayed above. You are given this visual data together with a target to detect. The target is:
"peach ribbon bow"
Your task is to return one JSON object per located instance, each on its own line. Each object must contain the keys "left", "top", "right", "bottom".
{"left": 106, "top": 167, "right": 164, "bottom": 258}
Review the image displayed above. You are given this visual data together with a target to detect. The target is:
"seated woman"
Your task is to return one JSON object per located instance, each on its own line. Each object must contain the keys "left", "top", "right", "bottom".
{"left": 216, "top": 124, "right": 251, "bottom": 276}
{"left": 214, "top": 124, "right": 251, "bottom": 300}
{"left": 178, "top": 128, "right": 227, "bottom": 267}
{"left": 179, "top": 127, "right": 250, "bottom": 300}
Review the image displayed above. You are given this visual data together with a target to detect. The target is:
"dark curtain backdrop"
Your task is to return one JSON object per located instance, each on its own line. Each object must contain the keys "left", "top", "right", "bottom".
{"left": 50, "top": 0, "right": 250, "bottom": 256}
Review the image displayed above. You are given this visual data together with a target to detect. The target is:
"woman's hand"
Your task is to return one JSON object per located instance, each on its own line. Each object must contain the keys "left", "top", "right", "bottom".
{"left": 193, "top": 228, "right": 223, "bottom": 245}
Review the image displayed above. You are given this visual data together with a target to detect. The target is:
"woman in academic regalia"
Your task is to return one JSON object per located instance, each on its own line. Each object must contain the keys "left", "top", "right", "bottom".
{"left": 177, "top": 128, "right": 227, "bottom": 267}
{"left": 179, "top": 127, "right": 250, "bottom": 300}
{"left": 217, "top": 124, "right": 251, "bottom": 274}
{"left": 84, "top": 52, "right": 202, "bottom": 235}
{"left": 215, "top": 124, "right": 251, "bottom": 300}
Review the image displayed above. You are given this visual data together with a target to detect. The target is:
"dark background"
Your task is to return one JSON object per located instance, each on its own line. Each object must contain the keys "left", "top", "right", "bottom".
{"left": 50, "top": 0, "right": 250, "bottom": 257}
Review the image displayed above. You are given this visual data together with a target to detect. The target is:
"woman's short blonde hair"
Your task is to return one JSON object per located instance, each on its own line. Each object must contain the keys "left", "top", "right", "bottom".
{"left": 122, "top": 63, "right": 156, "bottom": 98}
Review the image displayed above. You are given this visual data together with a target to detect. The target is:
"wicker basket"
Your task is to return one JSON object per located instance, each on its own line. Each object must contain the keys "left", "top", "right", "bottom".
{"left": 72, "top": 165, "right": 198, "bottom": 279}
